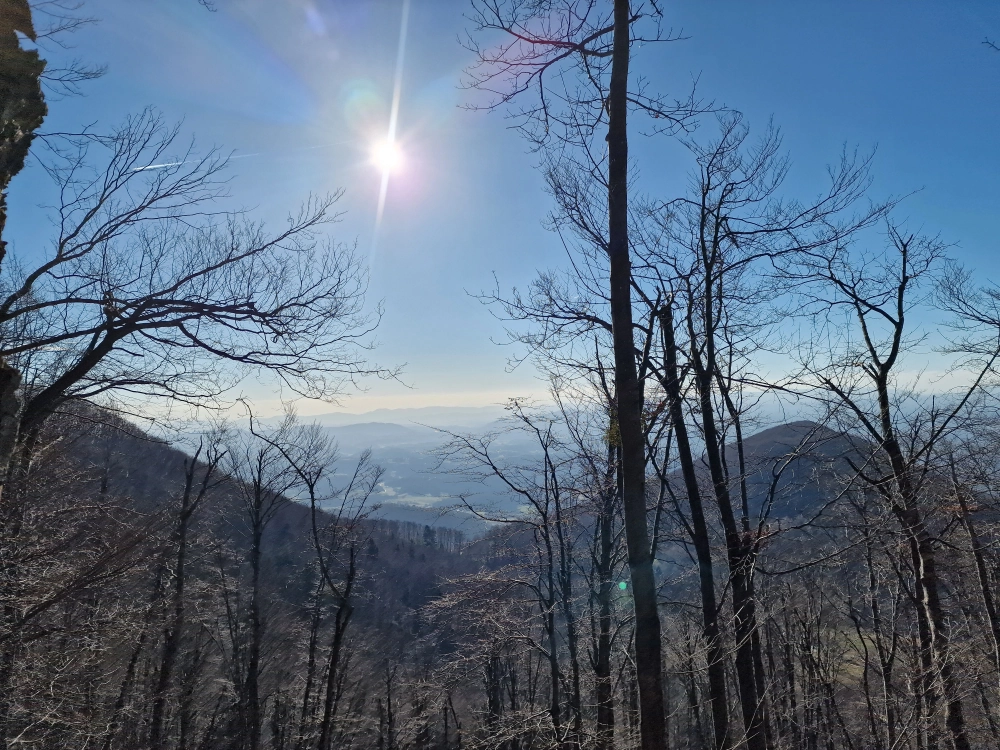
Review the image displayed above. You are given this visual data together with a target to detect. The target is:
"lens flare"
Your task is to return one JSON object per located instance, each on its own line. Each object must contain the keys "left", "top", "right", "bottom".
{"left": 371, "top": 138, "right": 403, "bottom": 175}
{"left": 371, "top": 0, "right": 410, "bottom": 260}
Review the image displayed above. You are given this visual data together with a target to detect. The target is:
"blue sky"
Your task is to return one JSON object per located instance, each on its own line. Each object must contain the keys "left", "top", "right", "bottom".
{"left": 7, "top": 0, "right": 1000, "bottom": 415}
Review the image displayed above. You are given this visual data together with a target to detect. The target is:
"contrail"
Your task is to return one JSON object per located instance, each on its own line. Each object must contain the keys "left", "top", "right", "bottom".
{"left": 130, "top": 142, "right": 348, "bottom": 172}
{"left": 371, "top": 0, "right": 411, "bottom": 258}
{"left": 132, "top": 161, "right": 186, "bottom": 172}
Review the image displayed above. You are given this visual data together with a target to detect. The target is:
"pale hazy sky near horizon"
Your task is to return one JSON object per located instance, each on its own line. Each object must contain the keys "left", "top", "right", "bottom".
{"left": 7, "top": 1, "right": 1000, "bottom": 416}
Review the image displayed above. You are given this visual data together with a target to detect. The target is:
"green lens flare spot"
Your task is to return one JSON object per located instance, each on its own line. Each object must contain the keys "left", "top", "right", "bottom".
{"left": 618, "top": 581, "right": 628, "bottom": 590}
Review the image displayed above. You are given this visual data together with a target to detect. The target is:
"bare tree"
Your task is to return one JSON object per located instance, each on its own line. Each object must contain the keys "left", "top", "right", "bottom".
{"left": 0, "top": 0, "right": 108, "bottom": 486}
{"left": 465, "top": 4, "right": 705, "bottom": 745}
{"left": 149, "top": 435, "right": 226, "bottom": 750}
{"left": 258, "top": 417, "right": 381, "bottom": 750}
{"left": 440, "top": 400, "right": 583, "bottom": 748}
{"left": 787, "top": 226, "right": 1000, "bottom": 750}
{"left": 3, "top": 111, "right": 385, "bottom": 447}
{"left": 628, "top": 114, "right": 888, "bottom": 750}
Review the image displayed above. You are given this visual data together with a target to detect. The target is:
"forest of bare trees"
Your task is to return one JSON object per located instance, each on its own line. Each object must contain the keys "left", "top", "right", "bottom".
{"left": 1, "top": 1, "right": 1000, "bottom": 749}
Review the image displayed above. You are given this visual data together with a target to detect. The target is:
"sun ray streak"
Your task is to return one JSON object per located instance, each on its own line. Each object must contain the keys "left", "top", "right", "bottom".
{"left": 372, "top": 0, "right": 410, "bottom": 259}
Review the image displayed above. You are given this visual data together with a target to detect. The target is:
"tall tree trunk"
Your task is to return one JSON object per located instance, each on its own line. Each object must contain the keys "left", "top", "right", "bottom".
{"left": 148, "top": 516, "right": 190, "bottom": 750}
{"left": 316, "top": 548, "right": 356, "bottom": 750}
{"left": 177, "top": 630, "right": 206, "bottom": 750}
{"left": 554, "top": 473, "right": 583, "bottom": 748}
{"left": 246, "top": 523, "right": 263, "bottom": 750}
{"left": 150, "top": 452, "right": 215, "bottom": 750}
{"left": 594, "top": 451, "right": 617, "bottom": 750}
{"left": 954, "top": 479, "right": 1000, "bottom": 704}
{"left": 864, "top": 540, "right": 898, "bottom": 750}
{"left": 658, "top": 304, "right": 730, "bottom": 749}
{"left": 607, "top": 3, "right": 665, "bottom": 748}
{"left": 297, "top": 580, "right": 325, "bottom": 750}
{"left": 875, "top": 412, "right": 969, "bottom": 750}
{"left": 546, "top": 587, "right": 563, "bottom": 745}
{"left": 691, "top": 319, "right": 769, "bottom": 750}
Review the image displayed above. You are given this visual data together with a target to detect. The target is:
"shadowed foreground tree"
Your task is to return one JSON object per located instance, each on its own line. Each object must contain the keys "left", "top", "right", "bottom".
{"left": 0, "top": 0, "right": 46, "bottom": 485}
{"left": 0, "top": 110, "right": 387, "bottom": 750}
{"left": 1, "top": 110, "right": 385, "bottom": 451}
{"left": 0, "top": 0, "right": 46, "bottom": 262}
{"left": 0, "top": 0, "right": 107, "bottom": 483}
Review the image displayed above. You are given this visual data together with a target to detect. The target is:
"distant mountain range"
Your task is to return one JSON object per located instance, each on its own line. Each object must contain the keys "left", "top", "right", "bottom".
{"left": 112, "top": 405, "right": 856, "bottom": 537}
{"left": 303, "top": 407, "right": 533, "bottom": 533}
{"left": 292, "top": 410, "right": 854, "bottom": 535}
{"left": 295, "top": 405, "right": 511, "bottom": 429}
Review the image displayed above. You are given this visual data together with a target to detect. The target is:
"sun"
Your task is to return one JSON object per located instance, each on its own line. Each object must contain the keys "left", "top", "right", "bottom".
{"left": 371, "top": 138, "right": 403, "bottom": 175}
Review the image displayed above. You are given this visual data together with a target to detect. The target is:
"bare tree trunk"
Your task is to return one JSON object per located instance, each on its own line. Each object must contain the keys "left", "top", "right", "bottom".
{"left": 553, "top": 468, "right": 583, "bottom": 748}
{"left": 658, "top": 304, "right": 730, "bottom": 749}
{"left": 877, "top": 422, "right": 969, "bottom": 750}
{"left": 316, "top": 547, "right": 356, "bottom": 750}
{"left": 546, "top": 569, "right": 563, "bottom": 744}
{"left": 297, "top": 580, "right": 324, "bottom": 750}
{"left": 245, "top": 523, "right": 264, "bottom": 750}
{"left": 177, "top": 629, "right": 207, "bottom": 750}
{"left": 691, "top": 331, "right": 769, "bottom": 750}
{"left": 607, "top": 5, "right": 666, "bottom": 748}
{"left": 954, "top": 477, "right": 1000, "bottom": 703}
{"left": 593, "top": 452, "right": 617, "bottom": 750}
{"left": 864, "top": 540, "right": 898, "bottom": 750}
{"left": 485, "top": 654, "right": 504, "bottom": 739}
{"left": 683, "top": 630, "right": 708, "bottom": 750}
{"left": 150, "top": 449, "right": 218, "bottom": 750}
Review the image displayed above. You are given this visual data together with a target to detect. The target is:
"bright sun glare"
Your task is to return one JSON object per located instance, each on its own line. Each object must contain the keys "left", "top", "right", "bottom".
{"left": 371, "top": 138, "right": 403, "bottom": 174}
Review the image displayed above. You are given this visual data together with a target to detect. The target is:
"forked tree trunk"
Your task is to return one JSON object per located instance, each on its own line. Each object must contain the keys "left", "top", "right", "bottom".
{"left": 875, "top": 408, "right": 969, "bottom": 750}
{"left": 689, "top": 297, "right": 770, "bottom": 750}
